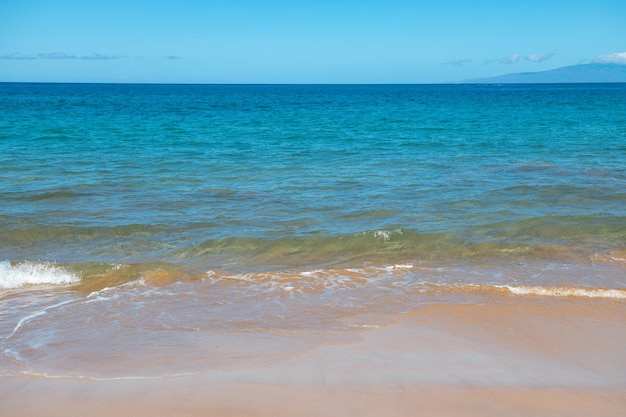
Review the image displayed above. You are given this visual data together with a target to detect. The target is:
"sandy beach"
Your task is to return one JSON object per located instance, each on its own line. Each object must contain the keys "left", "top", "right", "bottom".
{"left": 2, "top": 376, "right": 625, "bottom": 417}
{"left": 3, "top": 300, "right": 625, "bottom": 417}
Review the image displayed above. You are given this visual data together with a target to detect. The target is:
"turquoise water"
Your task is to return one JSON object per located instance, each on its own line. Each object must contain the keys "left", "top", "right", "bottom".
{"left": 1, "top": 83, "right": 625, "bottom": 279}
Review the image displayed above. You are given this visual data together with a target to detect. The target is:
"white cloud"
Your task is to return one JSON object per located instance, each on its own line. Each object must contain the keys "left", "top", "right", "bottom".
{"left": 80, "top": 52, "right": 123, "bottom": 60}
{"left": 38, "top": 52, "right": 77, "bottom": 59}
{"left": 593, "top": 52, "right": 626, "bottom": 64}
{"left": 2, "top": 50, "right": 186, "bottom": 63}
{"left": 441, "top": 59, "right": 472, "bottom": 66}
{"left": 0, "top": 52, "right": 37, "bottom": 60}
{"left": 525, "top": 53, "right": 554, "bottom": 63}
{"left": 500, "top": 53, "right": 521, "bottom": 64}
{"left": 2, "top": 51, "right": 130, "bottom": 61}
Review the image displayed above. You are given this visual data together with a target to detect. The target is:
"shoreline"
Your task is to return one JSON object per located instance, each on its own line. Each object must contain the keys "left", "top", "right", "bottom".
{"left": 3, "top": 301, "right": 625, "bottom": 416}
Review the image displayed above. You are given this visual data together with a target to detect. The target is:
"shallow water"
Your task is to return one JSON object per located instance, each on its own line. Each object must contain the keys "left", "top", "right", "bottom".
{"left": 2, "top": 83, "right": 625, "bottom": 270}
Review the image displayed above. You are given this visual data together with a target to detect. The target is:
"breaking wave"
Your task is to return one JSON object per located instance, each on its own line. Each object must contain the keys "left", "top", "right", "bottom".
{"left": 205, "top": 264, "right": 626, "bottom": 299}
{"left": 0, "top": 261, "right": 81, "bottom": 289}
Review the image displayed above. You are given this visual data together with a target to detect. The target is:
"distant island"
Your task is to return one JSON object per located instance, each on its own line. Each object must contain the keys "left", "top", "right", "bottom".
{"left": 463, "top": 63, "right": 626, "bottom": 83}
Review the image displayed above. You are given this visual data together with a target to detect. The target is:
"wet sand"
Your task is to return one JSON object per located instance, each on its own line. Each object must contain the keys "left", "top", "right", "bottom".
{"left": 2, "top": 376, "right": 625, "bottom": 417}
{"left": 2, "top": 300, "right": 625, "bottom": 416}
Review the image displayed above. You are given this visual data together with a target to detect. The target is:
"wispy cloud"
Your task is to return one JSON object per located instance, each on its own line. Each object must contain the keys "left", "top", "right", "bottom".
{"left": 80, "top": 52, "right": 125, "bottom": 60}
{"left": 486, "top": 53, "right": 553, "bottom": 65}
{"left": 500, "top": 53, "right": 521, "bottom": 64}
{"left": 525, "top": 53, "right": 554, "bottom": 63}
{"left": 441, "top": 59, "right": 472, "bottom": 66}
{"left": 1, "top": 51, "right": 129, "bottom": 61}
{"left": 0, "top": 52, "right": 37, "bottom": 60}
{"left": 38, "top": 52, "right": 77, "bottom": 59}
{"left": 593, "top": 52, "right": 626, "bottom": 65}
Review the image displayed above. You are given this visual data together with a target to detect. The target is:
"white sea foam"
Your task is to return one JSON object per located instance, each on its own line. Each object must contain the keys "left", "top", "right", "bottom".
{"left": 385, "top": 264, "right": 414, "bottom": 271}
{"left": 503, "top": 285, "right": 626, "bottom": 299}
{"left": 21, "top": 371, "right": 198, "bottom": 381}
{"left": 592, "top": 251, "right": 626, "bottom": 267}
{"left": 6, "top": 298, "right": 78, "bottom": 341}
{"left": 300, "top": 269, "right": 324, "bottom": 277}
{"left": 0, "top": 261, "right": 80, "bottom": 289}
{"left": 372, "top": 229, "right": 403, "bottom": 241}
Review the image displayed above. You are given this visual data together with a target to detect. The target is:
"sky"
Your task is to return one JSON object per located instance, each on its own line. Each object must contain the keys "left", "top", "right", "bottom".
{"left": 1, "top": 0, "right": 625, "bottom": 83}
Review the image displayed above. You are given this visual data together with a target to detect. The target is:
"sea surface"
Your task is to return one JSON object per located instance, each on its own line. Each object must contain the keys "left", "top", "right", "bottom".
{"left": 1, "top": 83, "right": 625, "bottom": 383}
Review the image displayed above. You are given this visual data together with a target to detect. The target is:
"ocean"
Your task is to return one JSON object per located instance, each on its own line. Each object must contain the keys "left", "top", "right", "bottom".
{"left": 1, "top": 83, "right": 625, "bottom": 415}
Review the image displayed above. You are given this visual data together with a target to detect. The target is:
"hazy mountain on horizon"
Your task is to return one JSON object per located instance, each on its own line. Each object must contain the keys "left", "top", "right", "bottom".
{"left": 463, "top": 63, "right": 626, "bottom": 83}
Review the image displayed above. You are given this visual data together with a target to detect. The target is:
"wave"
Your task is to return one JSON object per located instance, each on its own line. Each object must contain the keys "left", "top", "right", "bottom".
{"left": 0, "top": 261, "right": 80, "bottom": 289}
{"left": 0, "top": 260, "right": 186, "bottom": 292}
{"left": 174, "top": 229, "right": 588, "bottom": 267}
{"left": 206, "top": 264, "right": 626, "bottom": 300}
{"left": 3, "top": 254, "right": 625, "bottom": 300}
{"left": 2, "top": 220, "right": 625, "bottom": 270}
{"left": 172, "top": 227, "right": 626, "bottom": 271}
{"left": 412, "top": 281, "right": 626, "bottom": 299}
{"left": 67, "top": 262, "right": 184, "bottom": 293}
{"left": 502, "top": 285, "right": 626, "bottom": 298}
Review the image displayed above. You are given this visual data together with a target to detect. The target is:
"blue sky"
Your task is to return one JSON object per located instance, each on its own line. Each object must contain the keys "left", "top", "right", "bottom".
{"left": 1, "top": 0, "right": 625, "bottom": 83}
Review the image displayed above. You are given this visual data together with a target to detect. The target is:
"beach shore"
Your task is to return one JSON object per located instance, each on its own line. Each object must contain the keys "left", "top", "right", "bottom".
{"left": 3, "top": 300, "right": 624, "bottom": 417}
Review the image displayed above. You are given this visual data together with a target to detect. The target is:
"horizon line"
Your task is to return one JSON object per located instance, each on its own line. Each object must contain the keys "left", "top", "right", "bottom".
{"left": 2, "top": 81, "right": 626, "bottom": 86}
